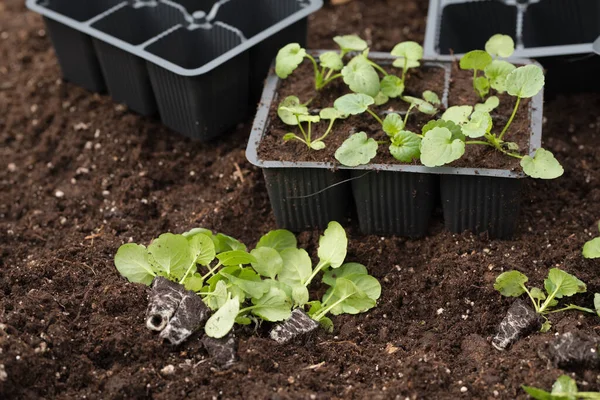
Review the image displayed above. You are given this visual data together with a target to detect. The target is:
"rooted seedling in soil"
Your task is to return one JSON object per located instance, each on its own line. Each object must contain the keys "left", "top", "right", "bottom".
{"left": 522, "top": 375, "right": 600, "bottom": 399}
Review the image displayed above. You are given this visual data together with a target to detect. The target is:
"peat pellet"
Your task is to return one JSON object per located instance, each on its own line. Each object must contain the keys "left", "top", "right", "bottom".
{"left": 201, "top": 334, "right": 238, "bottom": 369}
{"left": 546, "top": 332, "right": 600, "bottom": 370}
{"left": 270, "top": 308, "right": 319, "bottom": 344}
{"left": 146, "top": 277, "right": 185, "bottom": 331}
{"left": 159, "top": 292, "right": 210, "bottom": 346}
{"left": 492, "top": 299, "right": 542, "bottom": 351}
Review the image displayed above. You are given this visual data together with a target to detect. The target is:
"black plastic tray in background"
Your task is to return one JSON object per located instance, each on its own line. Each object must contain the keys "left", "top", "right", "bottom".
{"left": 26, "top": 0, "right": 322, "bottom": 140}
{"left": 424, "top": 0, "right": 600, "bottom": 93}
{"left": 246, "top": 53, "right": 545, "bottom": 238}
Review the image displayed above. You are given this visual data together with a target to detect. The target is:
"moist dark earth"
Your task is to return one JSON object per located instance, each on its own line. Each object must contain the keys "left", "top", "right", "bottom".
{"left": 1, "top": 1, "right": 600, "bottom": 399}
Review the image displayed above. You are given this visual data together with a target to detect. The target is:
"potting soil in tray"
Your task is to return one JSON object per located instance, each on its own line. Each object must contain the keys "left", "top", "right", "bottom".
{"left": 258, "top": 60, "right": 532, "bottom": 171}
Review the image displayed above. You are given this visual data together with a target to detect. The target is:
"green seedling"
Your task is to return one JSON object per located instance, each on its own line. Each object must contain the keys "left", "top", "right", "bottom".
{"left": 332, "top": 92, "right": 440, "bottom": 166}
{"left": 583, "top": 221, "right": 600, "bottom": 259}
{"left": 275, "top": 35, "right": 368, "bottom": 91}
{"left": 494, "top": 268, "right": 598, "bottom": 332}
{"left": 523, "top": 375, "right": 600, "bottom": 399}
{"left": 277, "top": 96, "right": 347, "bottom": 150}
{"left": 460, "top": 34, "right": 516, "bottom": 98}
{"left": 116, "top": 223, "right": 381, "bottom": 339}
{"left": 418, "top": 64, "right": 563, "bottom": 179}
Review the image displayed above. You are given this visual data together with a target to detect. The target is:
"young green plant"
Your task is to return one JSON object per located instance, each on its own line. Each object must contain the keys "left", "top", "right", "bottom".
{"left": 494, "top": 268, "right": 597, "bottom": 332}
{"left": 523, "top": 375, "right": 600, "bottom": 400}
{"left": 583, "top": 221, "right": 600, "bottom": 259}
{"left": 277, "top": 96, "right": 347, "bottom": 150}
{"left": 275, "top": 35, "right": 368, "bottom": 91}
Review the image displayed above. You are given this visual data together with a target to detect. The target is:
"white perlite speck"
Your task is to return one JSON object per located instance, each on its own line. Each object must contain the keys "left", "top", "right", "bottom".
{"left": 160, "top": 365, "right": 175, "bottom": 376}
{"left": 0, "top": 364, "right": 7, "bottom": 381}
{"left": 54, "top": 190, "right": 64, "bottom": 198}
{"left": 436, "top": 308, "right": 444, "bottom": 315}
{"left": 460, "top": 386, "right": 468, "bottom": 393}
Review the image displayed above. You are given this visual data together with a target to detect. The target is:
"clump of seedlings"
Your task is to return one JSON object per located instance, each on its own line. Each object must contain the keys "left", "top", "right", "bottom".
{"left": 114, "top": 222, "right": 381, "bottom": 349}
{"left": 583, "top": 221, "right": 600, "bottom": 259}
{"left": 522, "top": 375, "right": 600, "bottom": 399}
{"left": 492, "top": 268, "right": 600, "bottom": 350}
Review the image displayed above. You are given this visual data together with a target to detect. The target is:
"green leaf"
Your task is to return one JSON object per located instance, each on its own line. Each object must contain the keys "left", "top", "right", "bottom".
{"left": 334, "top": 93, "right": 375, "bottom": 115}
{"left": 391, "top": 41, "right": 423, "bottom": 70}
{"left": 318, "top": 221, "right": 348, "bottom": 269}
{"left": 344, "top": 273, "right": 381, "bottom": 302}
{"left": 217, "top": 250, "right": 257, "bottom": 266}
{"left": 278, "top": 96, "right": 308, "bottom": 126}
{"left": 459, "top": 50, "right": 492, "bottom": 71}
{"left": 319, "top": 316, "right": 334, "bottom": 333}
{"left": 441, "top": 105, "right": 473, "bottom": 125}
{"left": 494, "top": 270, "right": 528, "bottom": 297}
{"left": 506, "top": 64, "right": 545, "bottom": 98}
{"left": 283, "top": 133, "right": 300, "bottom": 142}
{"left": 334, "top": 132, "right": 378, "bottom": 167}
{"left": 474, "top": 96, "right": 500, "bottom": 113}
{"left": 333, "top": 35, "right": 368, "bottom": 53}
{"left": 182, "top": 227, "right": 213, "bottom": 238}
{"left": 485, "top": 34, "right": 515, "bottom": 58}
{"left": 323, "top": 278, "right": 374, "bottom": 315}
{"left": 203, "top": 280, "right": 229, "bottom": 311}
{"left": 544, "top": 268, "right": 586, "bottom": 299}
{"left": 521, "top": 148, "right": 564, "bottom": 179}
{"left": 462, "top": 110, "right": 492, "bottom": 138}
{"left": 594, "top": 293, "right": 600, "bottom": 317}
{"left": 298, "top": 114, "right": 320, "bottom": 124}
{"left": 307, "top": 300, "right": 323, "bottom": 318}
{"left": 310, "top": 141, "right": 326, "bottom": 150}
{"left": 221, "top": 270, "right": 268, "bottom": 299}
{"left": 322, "top": 262, "right": 368, "bottom": 286}
{"left": 204, "top": 295, "right": 239, "bottom": 338}
{"left": 530, "top": 287, "right": 546, "bottom": 301}
{"left": 319, "top": 107, "right": 347, "bottom": 121}
{"left": 420, "top": 127, "right": 466, "bottom": 167}
{"left": 422, "top": 90, "right": 440, "bottom": 105}
{"left": 148, "top": 233, "right": 192, "bottom": 279}
{"left": 291, "top": 284, "right": 309, "bottom": 307}
{"left": 214, "top": 233, "right": 247, "bottom": 252}
{"left": 380, "top": 75, "right": 404, "bottom": 98}
{"left": 403, "top": 96, "right": 437, "bottom": 115}
{"left": 484, "top": 60, "right": 516, "bottom": 93}
{"left": 522, "top": 386, "right": 554, "bottom": 400}
{"left": 540, "top": 320, "right": 552, "bottom": 333}
{"left": 256, "top": 229, "right": 297, "bottom": 252}
{"left": 422, "top": 119, "right": 464, "bottom": 141}
{"left": 235, "top": 316, "right": 252, "bottom": 325}
{"left": 342, "top": 56, "right": 380, "bottom": 97}
{"left": 474, "top": 76, "right": 490, "bottom": 98}
{"left": 583, "top": 237, "right": 600, "bottom": 259}
{"left": 382, "top": 113, "right": 404, "bottom": 137}
{"left": 373, "top": 91, "right": 389, "bottom": 106}
{"left": 279, "top": 248, "right": 312, "bottom": 286}
{"left": 275, "top": 43, "right": 306, "bottom": 79}
{"left": 250, "top": 247, "right": 283, "bottom": 279}
{"left": 551, "top": 375, "right": 578, "bottom": 398}
{"left": 319, "top": 51, "right": 343, "bottom": 71}
{"left": 251, "top": 287, "right": 292, "bottom": 322}
{"left": 505, "top": 142, "right": 520, "bottom": 151}
{"left": 188, "top": 233, "right": 215, "bottom": 266}
{"left": 114, "top": 243, "right": 156, "bottom": 285}
{"left": 390, "top": 130, "right": 422, "bottom": 162}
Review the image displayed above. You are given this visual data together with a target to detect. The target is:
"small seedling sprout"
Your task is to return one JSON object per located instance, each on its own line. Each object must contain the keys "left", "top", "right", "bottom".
{"left": 494, "top": 268, "right": 598, "bottom": 332}
{"left": 522, "top": 375, "right": 600, "bottom": 399}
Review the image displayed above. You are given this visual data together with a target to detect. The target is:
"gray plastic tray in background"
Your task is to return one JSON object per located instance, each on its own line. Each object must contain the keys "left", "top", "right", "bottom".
{"left": 423, "top": 0, "right": 599, "bottom": 58}
{"left": 26, "top": 0, "right": 323, "bottom": 140}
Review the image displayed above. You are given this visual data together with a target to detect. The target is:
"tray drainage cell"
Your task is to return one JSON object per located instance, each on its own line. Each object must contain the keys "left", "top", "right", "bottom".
{"left": 37, "top": 0, "right": 124, "bottom": 22}
{"left": 145, "top": 25, "right": 248, "bottom": 139}
{"left": 523, "top": 0, "right": 600, "bottom": 48}
{"left": 438, "top": 1, "right": 518, "bottom": 55}
{"left": 90, "top": 1, "right": 190, "bottom": 115}
{"left": 212, "top": 0, "right": 310, "bottom": 101}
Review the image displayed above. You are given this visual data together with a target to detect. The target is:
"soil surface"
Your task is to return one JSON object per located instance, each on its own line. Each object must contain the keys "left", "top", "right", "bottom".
{"left": 258, "top": 59, "right": 530, "bottom": 171}
{"left": 1, "top": 1, "right": 600, "bottom": 399}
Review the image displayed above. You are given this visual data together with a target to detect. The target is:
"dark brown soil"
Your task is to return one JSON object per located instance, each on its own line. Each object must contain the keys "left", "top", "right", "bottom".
{"left": 1, "top": 1, "right": 600, "bottom": 399}
{"left": 258, "top": 57, "right": 530, "bottom": 171}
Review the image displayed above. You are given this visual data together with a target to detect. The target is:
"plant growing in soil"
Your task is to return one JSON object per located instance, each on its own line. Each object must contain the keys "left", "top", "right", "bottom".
{"left": 460, "top": 34, "right": 516, "bottom": 99}
{"left": 522, "top": 375, "right": 600, "bottom": 399}
{"left": 332, "top": 92, "right": 439, "bottom": 166}
{"left": 583, "top": 221, "right": 600, "bottom": 259}
{"left": 494, "top": 268, "right": 597, "bottom": 332}
{"left": 114, "top": 222, "right": 380, "bottom": 340}
{"left": 275, "top": 35, "right": 368, "bottom": 91}
{"left": 418, "top": 64, "right": 564, "bottom": 179}
{"left": 277, "top": 96, "right": 347, "bottom": 150}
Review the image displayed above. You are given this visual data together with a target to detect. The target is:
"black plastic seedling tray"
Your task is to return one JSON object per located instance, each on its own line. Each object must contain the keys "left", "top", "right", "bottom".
{"left": 246, "top": 53, "right": 544, "bottom": 238}
{"left": 26, "top": 0, "right": 323, "bottom": 140}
